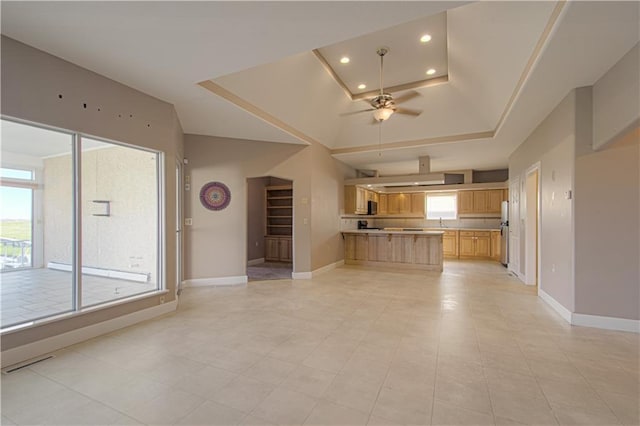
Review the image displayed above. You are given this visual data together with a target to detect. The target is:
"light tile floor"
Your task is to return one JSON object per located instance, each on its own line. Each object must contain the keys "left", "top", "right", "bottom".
{"left": 1, "top": 260, "right": 638, "bottom": 425}
{"left": 1, "top": 269, "right": 158, "bottom": 328}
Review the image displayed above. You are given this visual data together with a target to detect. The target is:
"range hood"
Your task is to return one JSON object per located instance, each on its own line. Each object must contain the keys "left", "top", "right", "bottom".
{"left": 344, "top": 156, "right": 462, "bottom": 188}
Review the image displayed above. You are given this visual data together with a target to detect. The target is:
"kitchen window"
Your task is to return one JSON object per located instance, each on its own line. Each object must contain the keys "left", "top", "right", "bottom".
{"left": 426, "top": 193, "right": 457, "bottom": 220}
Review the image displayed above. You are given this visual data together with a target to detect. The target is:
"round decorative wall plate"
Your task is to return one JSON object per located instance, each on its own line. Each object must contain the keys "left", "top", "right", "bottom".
{"left": 199, "top": 181, "right": 231, "bottom": 211}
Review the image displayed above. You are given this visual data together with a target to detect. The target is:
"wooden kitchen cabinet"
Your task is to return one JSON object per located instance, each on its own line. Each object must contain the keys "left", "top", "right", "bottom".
{"left": 265, "top": 236, "right": 292, "bottom": 262}
{"left": 459, "top": 231, "right": 491, "bottom": 259}
{"left": 458, "top": 190, "right": 504, "bottom": 216}
{"left": 487, "top": 190, "right": 503, "bottom": 213}
{"left": 473, "top": 191, "right": 488, "bottom": 213}
{"left": 344, "top": 234, "right": 368, "bottom": 261}
{"left": 490, "top": 230, "right": 501, "bottom": 261}
{"left": 344, "top": 185, "right": 368, "bottom": 214}
{"left": 378, "top": 194, "right": 388, "bottom": 214}
{"left": 387, "top": 193, "right": 411, "bottom": 214}
{"left": 442, "top": 230, "right": 459, "bottom": 258}
{"left": 411, "top": 193, "right": 426, "bottom": 215}
{"left": 458, "top": 191, "right": 474, "bottom": 214}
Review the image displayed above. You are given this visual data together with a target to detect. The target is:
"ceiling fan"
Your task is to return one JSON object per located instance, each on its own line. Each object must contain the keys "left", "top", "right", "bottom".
{"left": 345, "top": 47, "right": 422, "bottom": 123}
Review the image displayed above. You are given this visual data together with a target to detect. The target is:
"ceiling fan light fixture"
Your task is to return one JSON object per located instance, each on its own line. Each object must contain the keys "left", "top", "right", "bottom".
{"left": 374, "top": 107, "right": 394, "bottom": 122}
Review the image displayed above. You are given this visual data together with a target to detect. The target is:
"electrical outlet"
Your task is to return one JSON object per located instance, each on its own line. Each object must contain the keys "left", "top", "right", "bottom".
{"left": 185, "top": 218, "right": 193, "bottom": 226}
{"left": 159, "top": 296, "right": 165, "bottom": 304}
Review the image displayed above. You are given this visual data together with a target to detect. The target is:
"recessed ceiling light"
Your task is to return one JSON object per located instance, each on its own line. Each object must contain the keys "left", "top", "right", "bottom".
{"left": 413, "top": 182, "right": 419, "bottom": 185}
{"left": 358, "top": 84, "right": 366, "bottom": 90}
{"left": 340, "top": 57, "right": 350, "bottom": 64}
{"left": 420, "top": 34, "right": 432, "bottom": 43}
{"left": 426, "top": 68, "right": 436, "bottom": 75}
{"left": 367, "top": 184, "right": 372, "bottom": 188}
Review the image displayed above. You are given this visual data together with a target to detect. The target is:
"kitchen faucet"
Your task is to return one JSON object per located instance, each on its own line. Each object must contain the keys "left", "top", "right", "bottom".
{"left": 439, "top": 217, "right": 447, "bottom": 228}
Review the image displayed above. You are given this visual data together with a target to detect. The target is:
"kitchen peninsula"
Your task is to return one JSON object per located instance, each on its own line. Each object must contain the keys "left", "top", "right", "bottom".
{"left": 342, "top": 229, "right": 444, "bottom": 272}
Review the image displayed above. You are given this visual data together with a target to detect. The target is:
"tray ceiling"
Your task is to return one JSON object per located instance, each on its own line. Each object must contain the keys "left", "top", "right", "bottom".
{"left": 2, "top": 1, "right": 639, "bottom": 175}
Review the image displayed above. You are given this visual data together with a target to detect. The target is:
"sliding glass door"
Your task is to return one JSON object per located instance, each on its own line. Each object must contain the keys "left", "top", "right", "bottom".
{"left": 0, "top": 118, "right": 163, "bottom": 330}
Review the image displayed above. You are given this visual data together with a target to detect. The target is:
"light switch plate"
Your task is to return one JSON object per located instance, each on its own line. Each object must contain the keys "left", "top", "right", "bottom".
{"left": 185, "top": 218, "right": 193, "bottom": 226}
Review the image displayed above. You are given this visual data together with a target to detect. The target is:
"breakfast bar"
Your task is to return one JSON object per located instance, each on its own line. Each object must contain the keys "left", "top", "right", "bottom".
{"left": 342, "top": 229, "right": 444, "bottom": 272}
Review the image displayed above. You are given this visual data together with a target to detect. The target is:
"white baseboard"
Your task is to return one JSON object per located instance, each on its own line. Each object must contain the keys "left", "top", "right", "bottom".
{"left": 183, "top": 275, "right": 248, "bottom": 287}
{"left": 538, "top": 289, "right": 572, "bottom": 323}
{"left": 292, "top": 260, "right": 345, "bottom": 280}
{"left": 247, "top": 258, "right": 265, "bottom": 266}
{"left": 291, "top": 272, "right": 312, "bottom": 279}
{"left": 1, "top": 300, "right": 177, "bottom": 368}
{"left": 572, "top": 313, "right": 640, "bottom": 333}
{"left": 539, "top": 289, "right": 639, "bottom": 333}
{"left": 312, "top": 260, "right": 344, "bottom": 277}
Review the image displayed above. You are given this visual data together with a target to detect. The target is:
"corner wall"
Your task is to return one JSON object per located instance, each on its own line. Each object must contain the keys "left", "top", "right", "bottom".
{"left": 184, "top": 134, "right": 353, "bottom": 280}
{"left": 509, "top": 89, "right": 578, "bottom": 312}
{"left": 510, "top": 48, "right": 640, "bottom": 328}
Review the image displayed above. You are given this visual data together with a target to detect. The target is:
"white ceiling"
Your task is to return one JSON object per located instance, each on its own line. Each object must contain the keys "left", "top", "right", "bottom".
{"left": 316, "top": 12, "right": 448, "bottom": 96}
{"left": 2, "top": 1, "right": 639, "bottom": 176}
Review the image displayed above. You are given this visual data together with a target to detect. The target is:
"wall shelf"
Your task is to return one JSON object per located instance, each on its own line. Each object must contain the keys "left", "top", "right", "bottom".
{"left": 265, "top": 185, "right": 293, "bottom": 263}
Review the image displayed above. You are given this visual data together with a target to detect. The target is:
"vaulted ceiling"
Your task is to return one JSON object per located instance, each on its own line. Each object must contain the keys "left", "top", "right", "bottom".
{"left": 2, "top": 1, "right": 639, "bottom": 175}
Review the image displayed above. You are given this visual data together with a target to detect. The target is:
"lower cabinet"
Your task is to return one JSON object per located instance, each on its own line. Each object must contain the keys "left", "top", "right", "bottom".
{"left": 265, "top": 236, "right": 292, "bottom": 262}
{"left": 344, "top": 233, "right": 442, "bottom": 271}
{"left": 459, "top": 231, "right": 491, "bottom": 259}
{"left": 442, "top": 230, "right": 458, "bottom": 258}
{"left": 490, "top": 230, "right": 501, "bottom": 261}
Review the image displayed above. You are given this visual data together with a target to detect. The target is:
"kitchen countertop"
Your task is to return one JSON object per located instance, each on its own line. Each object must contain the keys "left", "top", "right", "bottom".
{"left": 343, "top": 228, "right": 500, "bottom": 233}
{"left": 341, "top": 229, "right": 445, "bottom": 235}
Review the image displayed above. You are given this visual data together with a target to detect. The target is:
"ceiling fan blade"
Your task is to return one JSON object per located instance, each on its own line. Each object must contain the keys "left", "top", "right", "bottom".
{"left": 340, "top": 108, "right": 375, "bottom": 117}
{"left": 393, "top": 90, "right": 421, "bottom": 104}
{"left": 394, "top": 107, "right": 422, "bottom": 117}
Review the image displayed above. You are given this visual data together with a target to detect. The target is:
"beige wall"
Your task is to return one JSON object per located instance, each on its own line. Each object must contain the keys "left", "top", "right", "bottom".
{"left": 511, "top": 55, "right": 640, "bottom": 323}
{"left": 575, "top": 138, "right": 639, "bottom": 320}
{"left": 573, "top": 43, "right": 640, "bottom": 320}
{"left": 593, "top": 43, "right": 639, "bottom": 150}
{"left": 1, "top": 37, "right": 183, "bottom": 350}
{"left": 184, "top": 134, "right": 353, "bottom": 279}
{"left": 510, "top": 89, "right": 578, "bottom": 311}
{"left": 309, "top": 143, "right": 354, "bottom": 270}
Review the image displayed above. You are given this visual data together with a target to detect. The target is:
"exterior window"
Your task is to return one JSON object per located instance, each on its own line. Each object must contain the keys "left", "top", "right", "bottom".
{"left": 1, "top": 118, "right": 164, "bottom": 330}
{"left": 1, "top": 168, "right": 34, "bottom": 180}
{"left": 426, "top": 193, "right": 457, "bottom": 220}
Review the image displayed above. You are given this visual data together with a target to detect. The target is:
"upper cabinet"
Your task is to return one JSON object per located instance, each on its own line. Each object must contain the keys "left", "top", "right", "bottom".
{"left": 458, "top": 190, "right": 503, "bottom": 216}
{"left": 344, "top": 185, "right": 377, "bottom": 214}
{"left": 411, "top": 193, "right": 425, "bottom": 215}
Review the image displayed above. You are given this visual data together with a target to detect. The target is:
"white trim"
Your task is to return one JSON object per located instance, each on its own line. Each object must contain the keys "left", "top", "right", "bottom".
{"left": 247, "top": 258, "right": 265, "bottom": 266}
{"left": 182, "top": 275, "right": 248, "bottom": 287}
{"left": 1, "top": 300, "right": 177, "bottom": 368}
{"left": 292, "top": 272, "right": 312, "bottom": 279}
{"left": 538, "top": 290, "right": 639, "bottom": 333}
{"left": 572, "top": 313, "right": 640, "bottom": 333}
{"left": 538, "top": 289, "right": 572, "bottom": 323}
{"left": 292, "top": 260, "right": 345, "bottom": 280}
{"left": 312, "top": 260, "right": 345, "bottom": 277}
